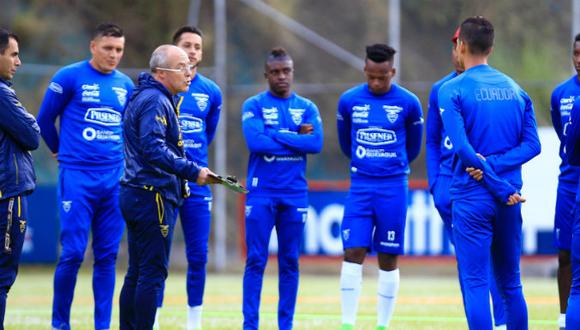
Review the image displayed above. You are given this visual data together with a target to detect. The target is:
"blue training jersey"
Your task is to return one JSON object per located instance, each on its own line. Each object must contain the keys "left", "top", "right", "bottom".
{"left": 426, "top": 72, "right": 458, "bottom": 190}
{"left": 176, "top": 73, "right": 222, "bottom": 197}
{"left": 564, "top": 97, "right": 580, "bottom": 202}
{"left": 551, "top": 75, "right": 580, "bottom": 185}
{"left": 439, "top": 64, "right": 541, "bottom": 200}
{"left": 241, "top": 91, "right": 323, "bottom": 197}
{"left": 337, "top": 83, "right": 423, "bottom": 184}
{"left": 38, "top": 60, "right": 134, "bottom": 170}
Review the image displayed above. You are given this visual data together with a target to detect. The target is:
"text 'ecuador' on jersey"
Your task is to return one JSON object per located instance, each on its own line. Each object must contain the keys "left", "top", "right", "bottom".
{"left": 241, "top": 91, "right": 323, "bottom": 197}
{"left": 38, "top": 61, "right": 134, "bottom": 170}
{"left": 551, "top": 75, "right": 580, "bottom": 184}
{"left": 176, "top": 73, "right": 222, "bottom": 197}
{"left": 438, "top": 64, "right": 540, "bottom": 199}
{"left": 337, "top": 83, "right": 423, "bottom": 182}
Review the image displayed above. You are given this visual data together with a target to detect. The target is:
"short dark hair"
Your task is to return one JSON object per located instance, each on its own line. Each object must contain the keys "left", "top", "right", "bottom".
{"left": 365, "top": 44, "right": 396, "bottom": 63}
{"left": 0, "top": 28, "right": 18, "bottom": 55}
{"left": 172, "top": 26, "right": 203, "bottom": 45}
{"left": 93, "top": 23, "right": 124, "bottom": 39}
{"left": 459, "top": 16, "right": 494, "bottom": 55}
{"left": 575, "top": 33, "right": 580, "bottom": 44}
{"left": 266, "top": 47, "right": 292, "bottom": 63}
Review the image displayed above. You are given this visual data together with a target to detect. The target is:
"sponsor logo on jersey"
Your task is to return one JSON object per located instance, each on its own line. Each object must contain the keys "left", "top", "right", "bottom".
{"left": 82, "top": 127, "right": 121, "bottom": 142}
{"left": 81, "top": 83, "right": 100, "bottom": 103}
{"left": 49, "top": 82, "right": 63, "bottom": 94}
{"left": 262, "top": 155, "right": 304, "bottom": 162}
{"left": 262, "top": 107, "right": 279, "bottom": 125}
{"left": 560, "top": 96, "right": 576, "bottom": 115}
{"left": 19, "top": 220, "right": 26, "bottom": 233}
{"left": 289, "top": 108, "right": 305, "bottom": 125}
{"left": 383, "top": 105, "right": 403, "bottom": 123}
{"left": 352, "top": 104, "right": 370, "bottom": 112}
{"left": 84, "top": 108, "right": 122, "bottom": 126}
{"left": 183, "top": 139, "right": 202, "bottom": 149}
{"left": 112, "top": 87, "right": 128, "bottom": 106}
{"left": 179, "top": 114, "right": 204, "bottom": 133}
{"left": 355, "top": 146, "right": 397, "bottom": 159}
{"left": 62, "top": 201, "right": 72, "bottom": 213}
{"left": 356, "top": 128, "right": 396, "bottom": 146}
{"left": 192, "top": 93, "right": 209, "bottom": 111}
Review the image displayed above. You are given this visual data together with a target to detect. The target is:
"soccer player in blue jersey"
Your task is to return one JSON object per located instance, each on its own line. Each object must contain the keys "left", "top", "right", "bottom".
{"left": 563, "top": 94, "right": 580, "bottom": 330}
{"left": 551, "top": 33, "right": 580, "bottom": 330}
{"left": 155, "top": 26, "right": 222, "bottom": 330}
{"left": 426, "top": 28, "right": 506, "bottom": 329}
{"left": 37, "top": 23, "right": 134, "bottom": 330}
{"left": 337, "top": 44, "right": 423, "bottom": 330}
{"left": 241, "top": 47, "right": 323, "bottom": 330}
{"left": 439, "top": 16, "right": 540, "bottom": 329}
{"left": 0, "top": 28, "right": 40, "bottom": 330}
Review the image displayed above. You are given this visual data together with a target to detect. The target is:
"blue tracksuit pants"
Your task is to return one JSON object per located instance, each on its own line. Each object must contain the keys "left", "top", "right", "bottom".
{"left": 158, "top": 195, "right": 212, "bottom": 308}
{"left": 242, "top": 195, "right": 307, "bottom": 330}
{"left": 0, "top": 196, "right": 27, "bottom": 330}
{"left": 453, "top": 196, "right": 527, "bottom": 330}
{"left": 433, "top": 175, "right": 506, "bottom": 326}
{"left": 119, "top": 186, "right": 177, "bottom": 330}
{"left": 52, "top": 167, "right": 124, "bottom": 330}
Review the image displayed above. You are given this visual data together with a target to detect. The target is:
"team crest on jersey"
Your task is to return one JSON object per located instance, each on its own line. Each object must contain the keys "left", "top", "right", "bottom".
{"left": 289, "top": 108, "right": 305, "bottom": 125}
{"left": 342, "top": 229, "right": 350, "bottom": 241}
{"left": 160, "top": 224, "right": 169, "bottom": 238}
{"left": 383, "top": 105, "right": 403, "bottom": 123}
{"left": 112, "top": 87, "right": 128, "bottom": 106}
{"left": 245, "top": 206, "right": 253, "bottom": 217}
{"left": 192, "top": 93, "right": 209, "bottom": 111}
{"left": 62, "top": 201, "right": 72, "bottom": 213}
{"left": 19, "top": 220, "right": 26, "bottom": 233}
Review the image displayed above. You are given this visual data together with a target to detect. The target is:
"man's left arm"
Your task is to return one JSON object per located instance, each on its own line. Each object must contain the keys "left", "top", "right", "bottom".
{"left": 484, "top": 95, "right": 541, "bottom": 173}
{"left": 405, "top": 97, "right": 423, "bottom": 163}
{"left": 205, "top": 87, "right": 222, "bottom": 145}
{"left": 0, "top": 87, "right": 40, "bottom": 150}
{"left": 271, "top": 102, "right": 324, "bottom": 154}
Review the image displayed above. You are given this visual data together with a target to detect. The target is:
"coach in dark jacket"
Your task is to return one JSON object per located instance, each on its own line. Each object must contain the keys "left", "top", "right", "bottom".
{"left": 118, "top": 44, "right": 218, "bottom": 330}
{"left": 0, "top": 28, "right": 40, "bottom": 329}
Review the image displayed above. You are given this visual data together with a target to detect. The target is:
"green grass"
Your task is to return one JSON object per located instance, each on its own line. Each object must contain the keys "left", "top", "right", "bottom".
{"left": 6, "top": 266, "right": 559, "bottom": 329}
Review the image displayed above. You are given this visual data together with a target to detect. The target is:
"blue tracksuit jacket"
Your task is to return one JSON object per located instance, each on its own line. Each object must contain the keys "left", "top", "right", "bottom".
{"left": 0, "top": 78, "right": 40, "bottom": 199}
{"left": 121, "top": 73, "right": 201, "bottom": 206}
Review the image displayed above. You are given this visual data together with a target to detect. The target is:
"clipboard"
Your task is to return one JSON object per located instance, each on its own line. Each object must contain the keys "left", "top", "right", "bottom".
{"left": 209, "top": 173, "right": 249, "bottom": 194}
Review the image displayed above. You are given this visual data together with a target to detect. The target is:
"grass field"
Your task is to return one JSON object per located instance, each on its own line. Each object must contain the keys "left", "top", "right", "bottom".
{"left": 6, "top": 266, "right": 559, "bottom": 329}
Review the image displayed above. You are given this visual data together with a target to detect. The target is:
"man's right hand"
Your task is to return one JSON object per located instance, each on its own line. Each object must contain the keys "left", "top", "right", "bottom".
{"left": 506, "top": 192, "right": 526, "bottom": 206}
{"left": 299, "top": 123, "right": 314, "bottom": 135}
{"left": 196, "top": 167, "right": 221, "bottom": 185}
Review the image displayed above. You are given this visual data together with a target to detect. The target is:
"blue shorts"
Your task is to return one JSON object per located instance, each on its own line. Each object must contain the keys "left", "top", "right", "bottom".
{"left": 341, "top": 180, "right": 408, "bottom": 254}
{"left": 555, "top": 181, "right": 576, "bottom": 250}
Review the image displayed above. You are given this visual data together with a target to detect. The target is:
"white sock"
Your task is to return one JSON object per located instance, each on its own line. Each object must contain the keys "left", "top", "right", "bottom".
{"left": 558, "top": 313, "right": 566, "bottom": 328}
{"left": 187, "top": 305, "right": 203, "bottom": 330}
{"left": 377, "top": 268, "right": 400, "bottom": 328}
{"left": 495, "top": 325, "right": 507, "bottom": 330}
{"left": 153, "top": 307, "right": 161, "bottom": 329}
{"left": 340, "top": 261, "right": 363, "bottom": 326}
